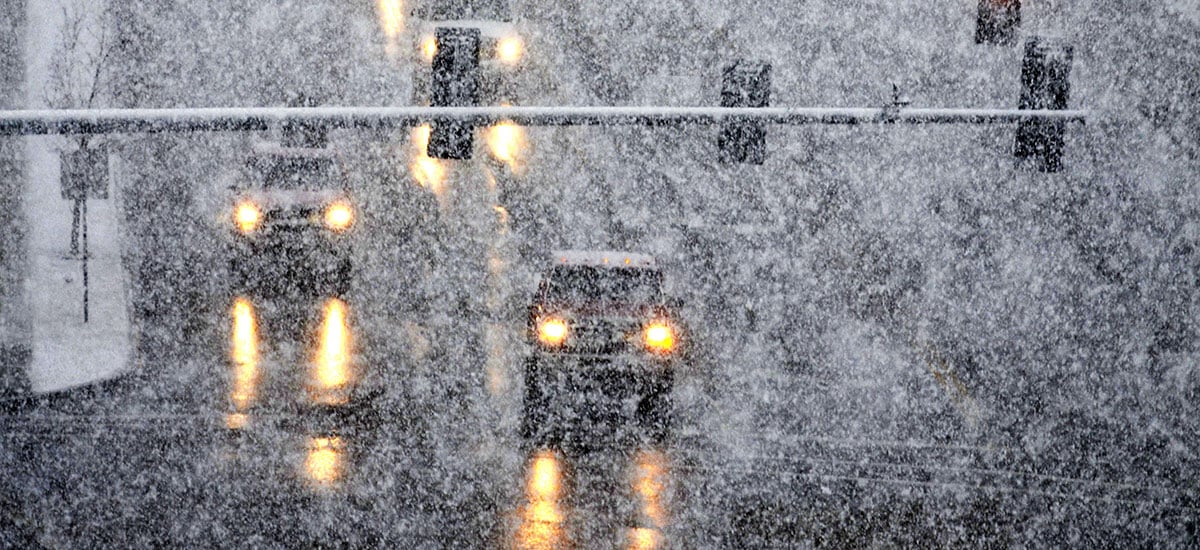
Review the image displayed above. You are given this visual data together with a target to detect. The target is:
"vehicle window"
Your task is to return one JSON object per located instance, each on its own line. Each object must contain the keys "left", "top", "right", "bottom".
{"left": 413, "top": 0, "right": 511, "bottom": 21}
{"left": 262, "top": 156, "right": 338, "bottom": 190}
{"left": 544, "top": 266, "right": 663, "bottom": 304}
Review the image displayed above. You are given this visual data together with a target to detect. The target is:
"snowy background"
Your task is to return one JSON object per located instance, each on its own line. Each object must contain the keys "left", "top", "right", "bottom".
{"left": 1, "top": 0, "right": 1198, "bottom": 546}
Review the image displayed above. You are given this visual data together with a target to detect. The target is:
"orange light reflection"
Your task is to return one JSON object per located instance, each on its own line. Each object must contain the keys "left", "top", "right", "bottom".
{"left": 311, "top": 298, "right": 352, "bottom": 405}
{"left": 230, "top": 297, "right": 259, "bottom": 414}
{"left": 225, "top": 412, "right": 249, "bottom": 430}
{"left": 305, "top": 436, "right": 344, "bottom": 485}
{"left": 517, "top": 450, "right": 568, "bottom": 549}
{"left": 633, "top": 449, "right": 669, "bottom": 529}
{"left": 627, "top": 527, "right": 662, "bottom": 550}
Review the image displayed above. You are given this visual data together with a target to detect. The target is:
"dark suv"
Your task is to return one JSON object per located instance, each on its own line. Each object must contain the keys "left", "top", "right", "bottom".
{"left": 227, "top": 141, "right": 355, "bottom": 297}
{"left": 522, "top": 251, "right": 683, "bottom": 443}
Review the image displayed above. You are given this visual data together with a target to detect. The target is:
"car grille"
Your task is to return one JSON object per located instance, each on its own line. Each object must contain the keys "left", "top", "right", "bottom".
{"left": 569, "top": 318, "right": 638, "bottom": 355}
{"left": 265, "top": 206, "right": 319, "bottom": 224}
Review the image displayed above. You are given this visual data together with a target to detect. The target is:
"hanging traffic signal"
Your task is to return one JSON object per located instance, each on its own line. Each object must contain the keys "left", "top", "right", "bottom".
{"left": 429, "top": 27, "right": 481, "bottom": 160}
{"left": 1014, "top": 36, "right": 1074, "bottom": 173}
{"left": 719, "top": 60, "right": 771, "bottom": 164}
{"left": 975, "top": 0, "right": 1022, "bottom": 46}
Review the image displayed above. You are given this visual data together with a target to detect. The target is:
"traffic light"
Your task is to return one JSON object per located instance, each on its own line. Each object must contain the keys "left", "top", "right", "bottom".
{"left": 719, "top": 60, "right": 771, "bottom": 164}
{"left": 1014, "top": 37, "right": 1073, "bottom": 173}
{"left": 975, "top": 0, "right": 1021, "bottom": 46}
{"left": 429, "top": 27, "right": 481, "bottom": 160}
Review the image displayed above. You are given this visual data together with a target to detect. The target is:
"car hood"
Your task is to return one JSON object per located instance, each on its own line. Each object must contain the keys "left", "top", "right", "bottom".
{"left": 240, "top": 189, "right": 346, "bottom": 210}
{"left": 545, "top": 302, "right": 666, "bottom": 321}
{"left": 415, "top": 19, "right": 515, "bottom": 39}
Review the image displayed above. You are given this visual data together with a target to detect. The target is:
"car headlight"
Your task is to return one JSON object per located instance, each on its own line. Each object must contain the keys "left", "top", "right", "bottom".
{"left": 234, "top": 201, "right": 262, "bottom": 234}
{"left": 643, "top": 321, "right": 676, "bottom": 354}
{"left": 536, "top": 317, "right": 568, "bottom": 347}
{"left": 497, "top": 35, "right": 523, "bottom": 64}
{"left": 421, "top": 36, "right": 437, "bottom": 61}
{"left": 324, "top": 202, "right": 354, "bottom": 231}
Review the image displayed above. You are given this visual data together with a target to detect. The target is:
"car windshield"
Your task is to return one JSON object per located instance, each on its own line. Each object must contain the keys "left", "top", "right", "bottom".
{"left": 544, "top": 265, "right": 662, "bottom": 305}
{"left": 413, "top": 0, "right": 511, "bottom": 21}
{"left": 259, "top": 156, "right": 339, "bottom": 190}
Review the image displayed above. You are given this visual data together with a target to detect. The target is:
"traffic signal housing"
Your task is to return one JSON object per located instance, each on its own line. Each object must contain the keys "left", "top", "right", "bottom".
{"left": 429, "top": 27, "right": 481, "bottom": 159}
{"left": 975, "top": 0, "right": 1021, "bottom": 46}
{"left": 1014, "top": 36, "right": 1074, "bottom": 173}
{"left": 719, "top": 60, "right": 771, "bottom": 164}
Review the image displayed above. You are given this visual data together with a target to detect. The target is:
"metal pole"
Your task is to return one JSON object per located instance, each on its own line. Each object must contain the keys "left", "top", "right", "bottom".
{"left": 82, "top": 194, "right": 88, "bottom": 323}
{"left": 69, "top": 198, "right": 81, "bottom": 257}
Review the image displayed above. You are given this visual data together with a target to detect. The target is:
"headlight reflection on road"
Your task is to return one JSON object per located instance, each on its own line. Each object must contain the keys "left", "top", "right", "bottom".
{"left": 627, "top": 449, "right": 670, "bottom": 549}
{"left": 311, "top": 298, "right": 352, "bottom": 405}
{"left": 229, "top": 297, "right": 260, "bottom": 418}
{"left": 627, "top": 527, "right": 662, "bottom": 550}
{"left": 518, "top": 450, "right": 568, "bottom": 549}
{"left": 224, "top": 412, "right": 248, "bottom": 430}
{"left": 305, "top": 436, "right": 345, "bottom": 486}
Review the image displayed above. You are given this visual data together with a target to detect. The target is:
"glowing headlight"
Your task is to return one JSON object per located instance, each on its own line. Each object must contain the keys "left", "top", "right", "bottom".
{"left": 234, "top": 201, "right": 262, "bottom": 234}
{"left": 421, "top": 36, "right": 437, "bottom": 61}
{"left": 643, "top": 321, "right": 676, "bottom": 354}
{"left": 497, "top": 36, "right": 523, "bottom": 64}
{"left": 487, "top": 121, "right": 524, "bottom": 164}
{"left": 537, "top": 317, "right": 568, "bottom": 347}
{"left": 324, "top": 202, "right": 354, "bottom": 231}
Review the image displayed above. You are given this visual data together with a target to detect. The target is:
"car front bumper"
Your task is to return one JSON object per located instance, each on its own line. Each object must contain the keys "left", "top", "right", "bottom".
{"left": 527, "top": 352, "right": 674, "bottom": 406}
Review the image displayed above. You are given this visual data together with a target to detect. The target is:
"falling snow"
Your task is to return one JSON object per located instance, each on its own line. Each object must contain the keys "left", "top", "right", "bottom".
{"left": 1, "top": 0, "right": 1198, "bottom": 547}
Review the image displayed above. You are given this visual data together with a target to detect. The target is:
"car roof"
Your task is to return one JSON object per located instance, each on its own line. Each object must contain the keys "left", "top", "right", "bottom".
{"left": 250, "top": 141, "right": 338, "bottom": 159}
{"left": 550, "top": 250, "right": 657, "bottom": 269}
{"left": 415, "top": 19, "right": 515, "bottom": 34}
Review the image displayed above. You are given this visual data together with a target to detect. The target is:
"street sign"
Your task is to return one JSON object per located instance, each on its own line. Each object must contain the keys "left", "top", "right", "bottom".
{"left": 60, "top": 146, "right": 108, "bottom": 200}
